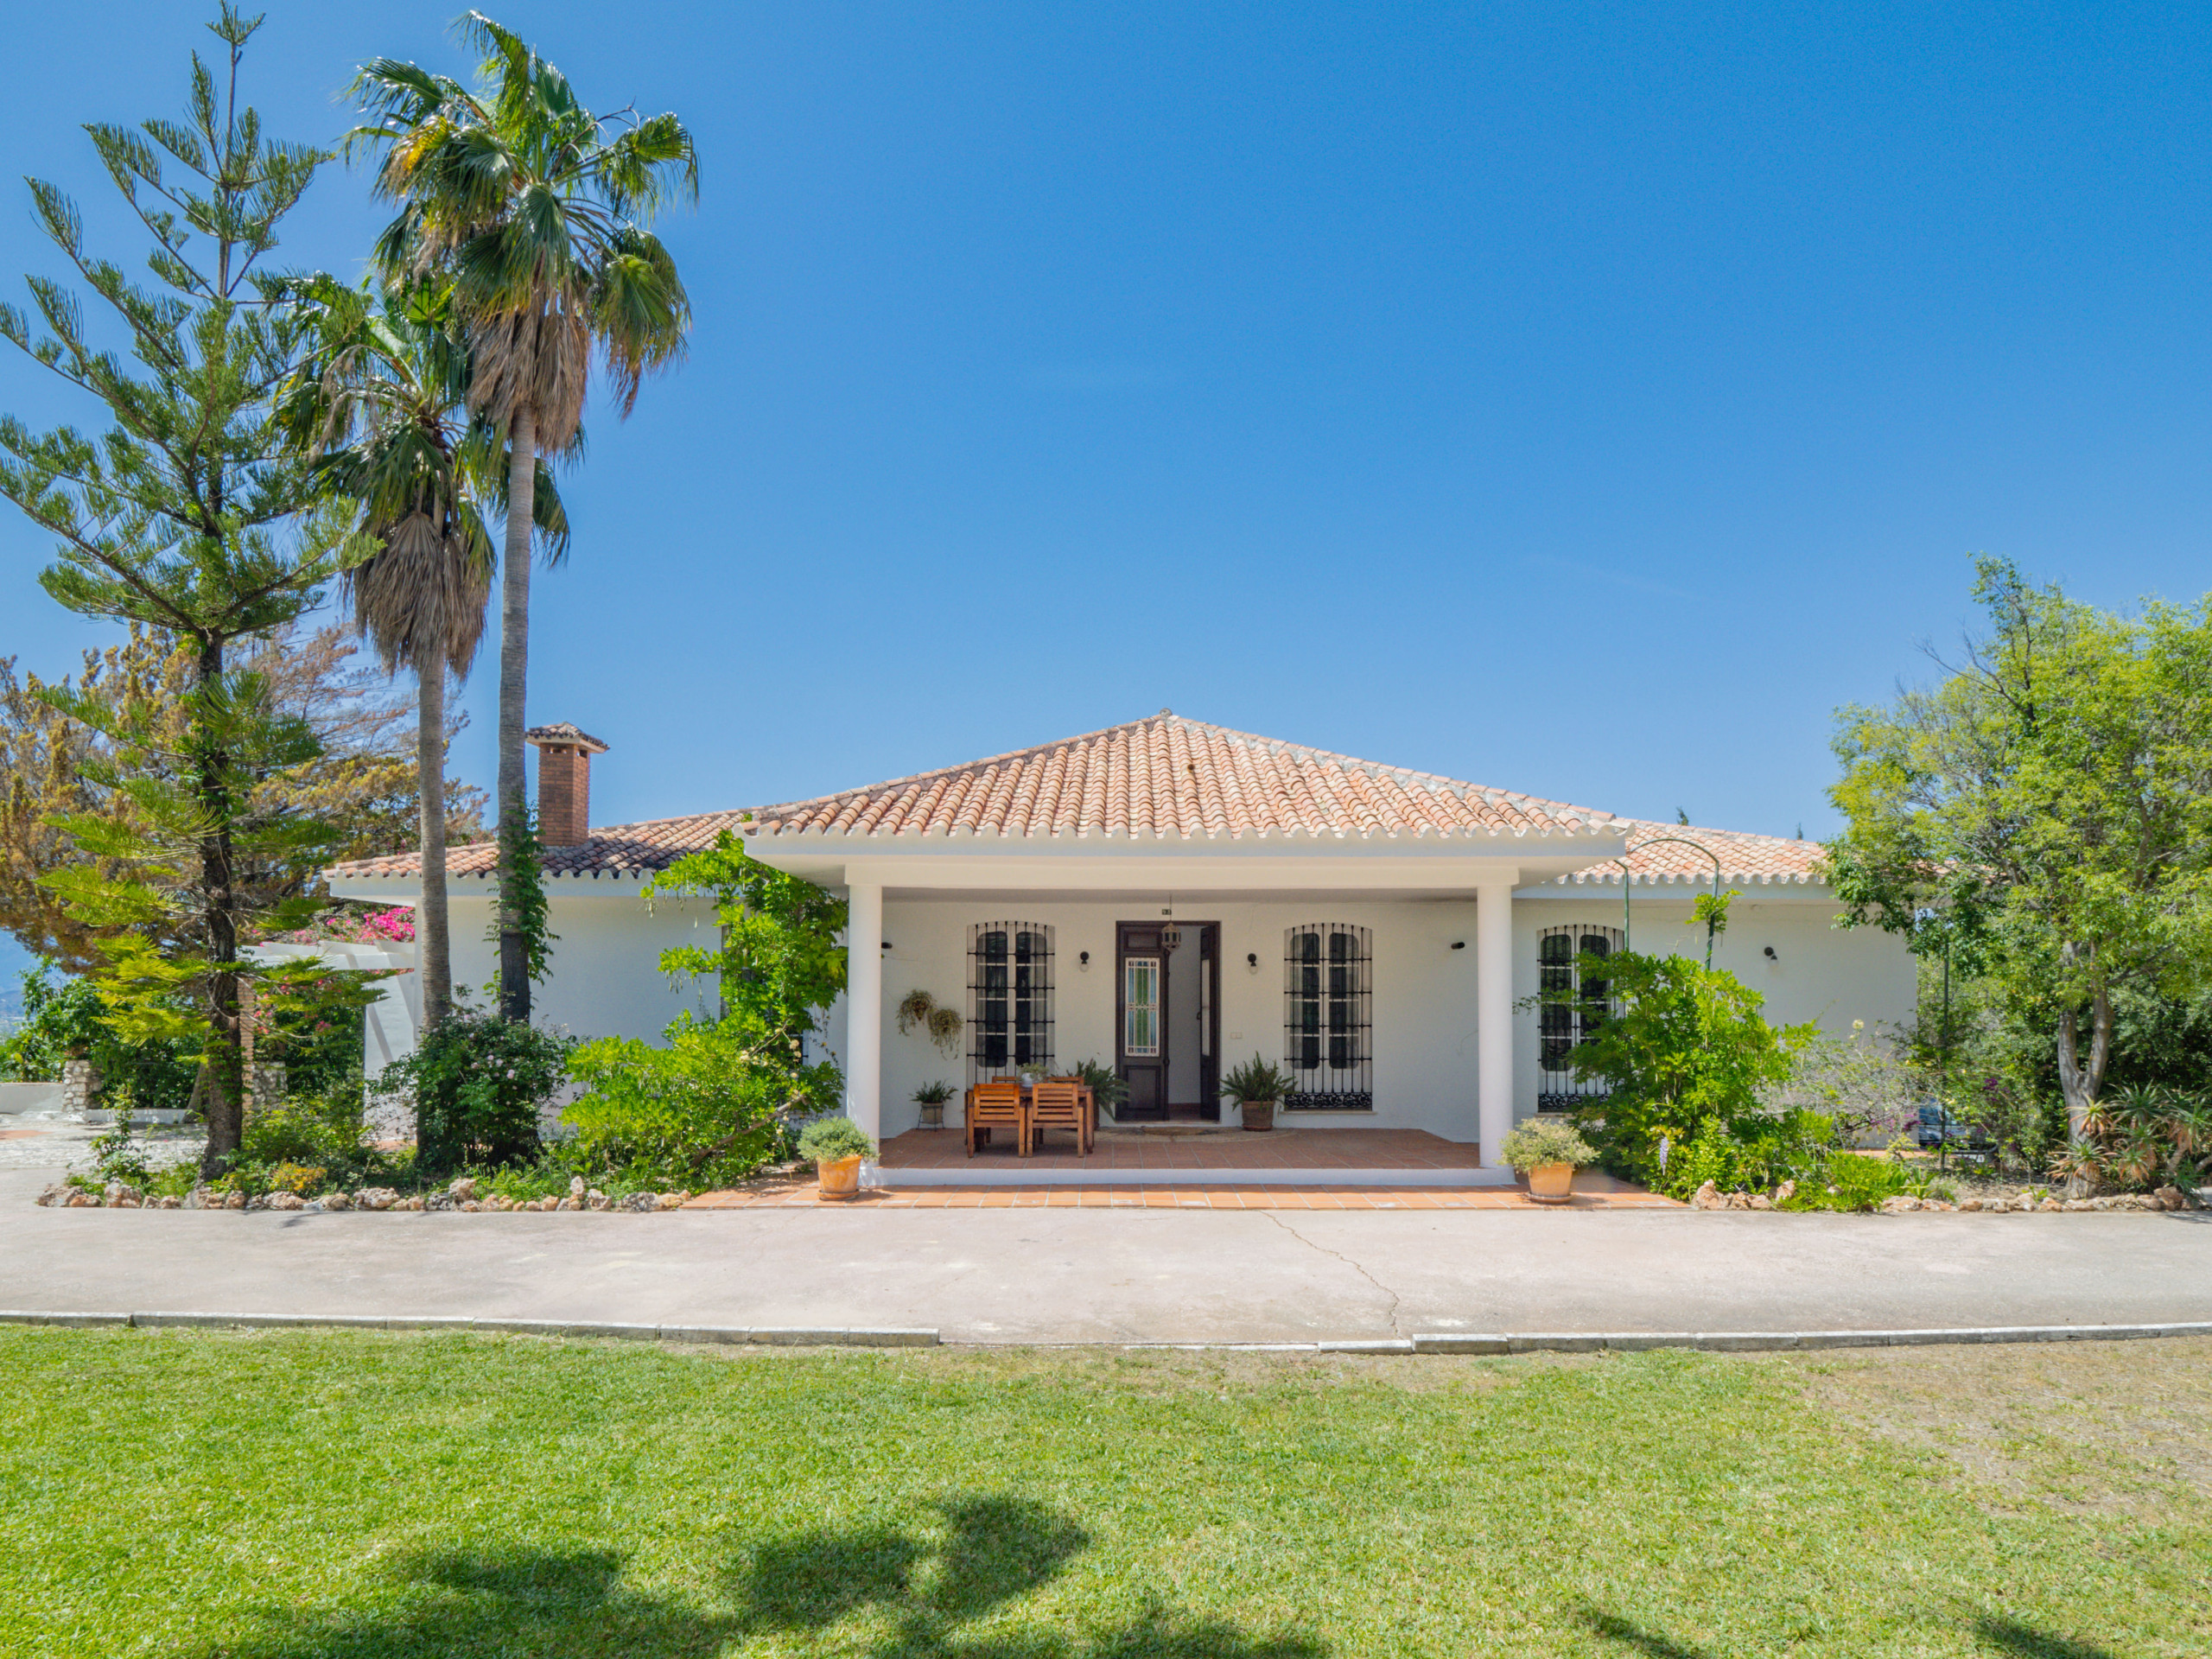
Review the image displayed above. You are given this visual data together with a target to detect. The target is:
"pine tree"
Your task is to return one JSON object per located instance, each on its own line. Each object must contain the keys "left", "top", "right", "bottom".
{"left": 0, "top": 7, "right": 357, "bottom": 1173}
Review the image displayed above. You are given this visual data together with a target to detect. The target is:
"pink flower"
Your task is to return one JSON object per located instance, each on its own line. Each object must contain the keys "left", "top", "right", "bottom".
{"left": 353, "top": 906, "right": 416, "bottom": 944}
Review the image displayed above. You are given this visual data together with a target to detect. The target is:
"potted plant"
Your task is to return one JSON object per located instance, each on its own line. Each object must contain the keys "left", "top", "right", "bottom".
{"left": 1499, "top": 1116, "right": 1599, "bottom": 1204}
{"left": 798, "top": 1117, "right": 876, "bottom": 1201}
{"left": 912, "top": 1080, "right": 955, "bottom": 1130}
{"left": 1220, "top": 1056, "right": 1294, "bottom": 1133}
{"left": 1074, "top": 1058, "right": 1129, "bottom": 1121}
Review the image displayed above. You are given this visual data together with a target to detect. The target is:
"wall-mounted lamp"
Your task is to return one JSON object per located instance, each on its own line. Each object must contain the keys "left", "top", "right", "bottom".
{"left": 1246, "top": 951, "right": 1259, "bottom": 974}
{"left": 1763, "top": 946, "right": 1778, "bottom": 962}
{"left": 1078, "top": 950, "right": 1091, "bottom": 971}
{"left": 882, "top": 941, "right": 893, "bottom": 950}
{"left": 1450, "top": 940, "right": 1466, "bottom": 950}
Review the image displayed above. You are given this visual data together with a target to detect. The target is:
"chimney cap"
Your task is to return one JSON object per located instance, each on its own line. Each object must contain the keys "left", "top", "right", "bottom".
{"left": 524, "top": 722, "right": 609, "bottom": 754}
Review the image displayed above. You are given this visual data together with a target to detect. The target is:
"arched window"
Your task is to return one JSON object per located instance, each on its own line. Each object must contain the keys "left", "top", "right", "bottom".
{"left": 969, "top": 922, "right": 1053, "bottom": 1082}
{"left": 1537, "top": 924, "right": 1623, "bottom": 1112}
{"left": 1283, "top": 924, "right": 1372, "bottom": 1110}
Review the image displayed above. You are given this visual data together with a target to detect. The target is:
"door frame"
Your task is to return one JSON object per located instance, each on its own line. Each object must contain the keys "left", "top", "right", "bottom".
{"left": 1115, "top": 920, "right": 1222, "bottom": 1122}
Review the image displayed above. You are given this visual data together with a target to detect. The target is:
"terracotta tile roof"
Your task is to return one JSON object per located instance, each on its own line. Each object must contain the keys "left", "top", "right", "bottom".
{"left": 326, "top": 716, "right": 1830, "bottom": 886}
{"left": 740, "top": 714, "right": 1621, "bottom": 842}
{"left": 1560, "top": 819, "right": 1827, "bottom": 887}
{"left": 327, "top": 810, "right": 751, "bottom": 884}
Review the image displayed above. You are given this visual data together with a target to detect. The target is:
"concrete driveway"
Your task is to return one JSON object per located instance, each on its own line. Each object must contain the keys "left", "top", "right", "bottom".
{"left": 3, "top": 1166, "right": 2208, "bottom": 1344}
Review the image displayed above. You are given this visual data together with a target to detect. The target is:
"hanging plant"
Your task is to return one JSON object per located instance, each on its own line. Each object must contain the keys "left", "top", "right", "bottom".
{"left": 896, "top": 989, "right": 936, "bottom": 1036}
{"left": 926, "top": 1006, "right": 964, "bottom": 1057}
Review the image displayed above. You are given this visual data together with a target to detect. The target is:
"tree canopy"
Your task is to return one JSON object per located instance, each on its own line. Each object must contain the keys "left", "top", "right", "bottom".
{"left": 1827, "top": 557, "right": 2212, "bottom": 1140}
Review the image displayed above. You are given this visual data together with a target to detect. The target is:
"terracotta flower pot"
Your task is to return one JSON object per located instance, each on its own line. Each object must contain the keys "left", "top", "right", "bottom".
{"left": 1240, "top": 1100, "right": 1275, "bottom": 1133}
{"left": 1525, "top": 1161, "right": 1576, "bottom": 1204}
{"left": 817, "top": 1155, "right": 863, "bottom": 1201}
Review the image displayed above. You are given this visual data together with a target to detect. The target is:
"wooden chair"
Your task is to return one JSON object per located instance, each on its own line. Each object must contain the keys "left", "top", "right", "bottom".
{"left": 1046, "top": 1076, "right": 1096, "bottom": 1154}
{"left": 967, "top": 1080, "right": 1027, "bottom": 1159}
{"left": 1029, "top": 1078, "right": 1087, "bottom": 1155}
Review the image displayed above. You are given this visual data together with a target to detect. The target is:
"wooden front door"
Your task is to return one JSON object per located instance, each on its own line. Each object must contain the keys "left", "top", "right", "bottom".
{"left": 1197, "top": 923, "right": 1221, "bottom": 1121}
{"left": 1116, "top": 922, "right": 1167, "bottom": 1121}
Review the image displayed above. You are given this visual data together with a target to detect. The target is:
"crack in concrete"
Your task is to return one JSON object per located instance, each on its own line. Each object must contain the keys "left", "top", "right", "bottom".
{"left": 1260, "top": 1211, "right": 1405, "bottom": 1337}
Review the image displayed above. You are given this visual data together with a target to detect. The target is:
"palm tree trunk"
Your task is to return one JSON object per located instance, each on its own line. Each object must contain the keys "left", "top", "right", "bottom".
{"left": 496, "top": 404, "right": 537, "bottom": 1022}
{"left": 417, "top": 652, "right": 451, "bottom": 1028}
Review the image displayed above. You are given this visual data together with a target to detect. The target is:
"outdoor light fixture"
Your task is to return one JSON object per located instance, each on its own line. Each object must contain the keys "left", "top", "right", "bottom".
{"left": 1160, "top": 924, "right": 1181, "bottom": 951}
{"left": 1246, "top": 951, "right": 1259, "bottom": 974}
{"left": 1764, "top": 945, "right": 1779, "bottom": 961}
{"left": 1450, "top": 940, "right": 1466, "bottom": 950}
{"left": 1078, "top": 950, "right": 1091, "bottom": 970}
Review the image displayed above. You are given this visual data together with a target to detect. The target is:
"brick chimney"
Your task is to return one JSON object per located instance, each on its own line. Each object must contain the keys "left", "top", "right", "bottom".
{"left": 524, "top": 723, "right": 609, "bottom": 848}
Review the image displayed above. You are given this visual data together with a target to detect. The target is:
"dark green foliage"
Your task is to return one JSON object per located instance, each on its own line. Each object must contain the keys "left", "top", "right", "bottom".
{"left": 0, "top": 8, "right": 358, "bottom": 1176}
{"left": 1546, "top": 942, "right": 1814, "bottom": 1185}
{"left": 563, "top": 833, "right": 844, "bottom": 1189}
{"left": 484, "top": 808, "right": 556, "bottom": 1002}
{"left": 0, "top": 959, "right": 200, "bottom": 1112}
{"left": 378, "top": 1006, "right": 571, "bottom": 1173}
{"left": 222, "top": 1070, "right": 404, "bottom": 1195}
{"left": 1828, "top": 557, "right": 2212, "bottom": 1142}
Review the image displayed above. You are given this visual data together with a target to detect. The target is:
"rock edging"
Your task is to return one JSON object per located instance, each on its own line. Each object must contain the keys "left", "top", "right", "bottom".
{"left": 35, "top": 1174, "right": 696, "bottom": 1214}
{"left": 1687, "top": 1179, "right": 2203, "bottom": 1214}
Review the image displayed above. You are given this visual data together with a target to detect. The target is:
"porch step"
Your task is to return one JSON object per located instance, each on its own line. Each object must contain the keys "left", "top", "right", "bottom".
{"left": 869, "top": 1165, "right": 1516, "bottom": 1188}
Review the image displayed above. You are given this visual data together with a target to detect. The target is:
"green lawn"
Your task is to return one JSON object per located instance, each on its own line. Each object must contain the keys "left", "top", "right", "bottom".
{"left": 3, "top": 1331, "right": 2207, "bottom": 1657}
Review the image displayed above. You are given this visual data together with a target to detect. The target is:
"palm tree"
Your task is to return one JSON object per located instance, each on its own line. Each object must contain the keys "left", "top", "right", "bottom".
{"left": 281, "top": 277, "right": 566, "bottom": 1027}
{"left": 348, "top": 13, "right": 696, "bottom": 1020}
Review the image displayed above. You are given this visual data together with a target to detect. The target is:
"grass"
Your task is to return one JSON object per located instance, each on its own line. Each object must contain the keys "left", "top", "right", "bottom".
{"left": 3, "top": 1332, "right": 2209, "bottom": 1657}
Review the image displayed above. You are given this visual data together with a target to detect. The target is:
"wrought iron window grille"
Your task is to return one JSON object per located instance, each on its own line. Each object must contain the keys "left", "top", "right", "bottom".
{"left": 1536, "top": 924, "right": 1623, "bottom": 1113}
{"left": 968, "top": 922, "right": 1054, "bottom": 1084}
{"left": 1282, "top": 924, "right": 1373, "bottom": 1111}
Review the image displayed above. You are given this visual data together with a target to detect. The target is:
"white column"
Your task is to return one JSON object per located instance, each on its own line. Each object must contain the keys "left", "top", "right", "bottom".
{"left": 845, "top": 880, "right": 884, "bottom": 1148}
{"left": 1475, "top": 876, "right": 1516, "bottom": 1167}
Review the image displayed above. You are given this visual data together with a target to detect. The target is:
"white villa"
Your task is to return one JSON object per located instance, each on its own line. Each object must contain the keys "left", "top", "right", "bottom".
{"left": 327, "top": 713, "right": 1912, "bottom": 1185}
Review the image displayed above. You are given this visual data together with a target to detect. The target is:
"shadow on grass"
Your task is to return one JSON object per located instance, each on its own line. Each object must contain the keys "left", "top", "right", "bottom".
{"left": 1580, "top": 1605, "right": 2121, "bottom": 1659}
{"left": 204, "top": 1496, "right": 1324, "bottom": 1657}
{"left": 1975, "top": 1617, "right": 2119, "bottom": 1659}
{"left": 1577, "top": 1608, "right": 1713, "bottom": 1658}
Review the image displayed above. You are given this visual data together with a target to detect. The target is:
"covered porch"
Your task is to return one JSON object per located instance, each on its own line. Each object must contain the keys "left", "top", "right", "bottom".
{"left": 874, "top": 1123, "right": 1484, "bottom": 1185}
{"left": 732, "top": 714, "right": 1637, "bottom": 1187}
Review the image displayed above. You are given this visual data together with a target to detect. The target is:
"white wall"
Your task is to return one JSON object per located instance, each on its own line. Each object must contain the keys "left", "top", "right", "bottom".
{"left": 381, "top": 880, "right": 1910, "bottom": 1140}
{"left": 1510, "top": 886, "right": 1916, "bottom": 1124}
{"left": 440, "top": 891, "right": 721, "bottom": 1046}
{"left": 870, "top": 897, "right": 1488, "bottom": 1140}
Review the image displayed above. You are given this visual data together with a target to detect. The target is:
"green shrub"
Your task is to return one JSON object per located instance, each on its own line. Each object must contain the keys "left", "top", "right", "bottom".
{"left": 1781, "top": 1151, "right": 1923, "bottom": 1212}
{"left": 1498, "top": 1116, "right": 1598, "bottom": 1172}
{"left": 0, "top": 960, "right": 200, "bottom": 1112}
{"left": 378, "top": 1008, "right": 571, "bottom": 1174}
{"left": 797, "top": 1117, "right": 874, "bottom": 1162}
{"left": 1544, "top": 938, "right": 1815, "bottom": 1185}
{"left": 565, "top": 1012, "right": 830, "bottom": 1191}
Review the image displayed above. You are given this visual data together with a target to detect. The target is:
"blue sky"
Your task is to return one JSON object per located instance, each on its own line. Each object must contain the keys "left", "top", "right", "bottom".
{"left": 4, "top": 3, "right": 2211, "bottom": 1001}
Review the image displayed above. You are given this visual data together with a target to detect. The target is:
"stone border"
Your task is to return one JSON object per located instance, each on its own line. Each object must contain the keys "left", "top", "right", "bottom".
{"left": 6, "top": 1311, "right": 2208, "bottom": 1355}
{"left": 35, "top": 1178, "right": 693, "bottom": 1213}
{"left": 1405, "top": 1323, "right": 2212, "bottom": 1353}
{"left": 0, "top": 1310, "right": 937, "bottom": 1346}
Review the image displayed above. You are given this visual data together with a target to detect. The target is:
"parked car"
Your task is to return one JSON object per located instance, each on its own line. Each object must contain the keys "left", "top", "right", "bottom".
{"left": 1915, "top": 1100, "right": 1992, "bottom": 1151}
